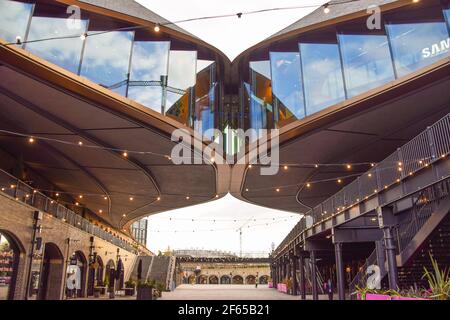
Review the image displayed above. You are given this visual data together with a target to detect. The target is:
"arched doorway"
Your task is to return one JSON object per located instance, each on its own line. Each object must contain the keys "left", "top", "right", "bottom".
{"left": 209, "top": 275, "right": 218, "bottom": 284}
{"left": 198, "top": 275, "right": 208, "bottom": 284}
{"left": 259, "top": 275, "right": 269, "bottom": 284}
{"left": 232, "top": 275, "right": 243, "bottom": 285}
{"left": 38, "top": 242, "right": 64, "bottom": 300}
{"left": 87, "top": 254, "right": 104, "bottom": 296}
{"left": 220, "top": 275, "right": 231, "bottom": 284}
{"left": 105, "top": 259, "right": 115, "bottom": 293}
{"left": 246, "top": 275, "right": 256, "bottom": 285}
{"left": 188, "top": 275, "right": 196, "bottom": 284}
{"left": 66, "top": 251, "right": 87, "bottom": 298}
{"left": 0, "top": 230, "right": 24, "bottom": 300}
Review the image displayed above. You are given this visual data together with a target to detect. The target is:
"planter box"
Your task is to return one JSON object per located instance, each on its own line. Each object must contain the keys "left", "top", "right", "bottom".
{"left": 268, "top": 282, "right": 273, "bottom": 289}
{"left": 358, "top": 293, "right": 429, "bottom": 300}
{"left": 277, "top": 284, "right": 288, "bottom": 294}
{"left": 137, "top": 287, "right": 153, "bottom": 300}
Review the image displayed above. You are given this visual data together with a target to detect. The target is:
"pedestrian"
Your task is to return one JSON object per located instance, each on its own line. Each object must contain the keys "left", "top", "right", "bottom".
{"left": 327, "top": 279, "right": 333, "bottom": 301}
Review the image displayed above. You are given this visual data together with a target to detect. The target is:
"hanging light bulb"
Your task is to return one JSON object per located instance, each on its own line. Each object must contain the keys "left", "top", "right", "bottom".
{"left": 123, "top": 151, "right": 128, "bottom": 157}
{"left": 346, "top": 164, "right": 352, "bottom": 170}
{"left": 157, "top": 196, "right": 161, "bottom": 201}
{"left": 323, "top": 4, "right": 330, "bottom": 14}
{"left": 154, "top": 23, "right": 161, "bottom": 32}
{"left": 28, "top": 137, "right": 35, "bottom": 143}
{"left": 78, "top": 141, "right": 83, "bottom": 146}
{"left": 15, "top": 36, "right": 22, "bottom": 45}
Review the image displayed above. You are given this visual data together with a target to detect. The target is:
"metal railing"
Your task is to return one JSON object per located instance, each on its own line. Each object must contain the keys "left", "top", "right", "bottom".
{"left": 0, "top": 168, "right": 136, "bottom": 253}
{"left": 274, "top": 113, "right": 450, "bottom": 257}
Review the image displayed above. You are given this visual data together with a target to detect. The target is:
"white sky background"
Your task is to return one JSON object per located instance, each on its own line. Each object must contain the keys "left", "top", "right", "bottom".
{"left": 137, "top": 0, "right": 327, "bottom": 254}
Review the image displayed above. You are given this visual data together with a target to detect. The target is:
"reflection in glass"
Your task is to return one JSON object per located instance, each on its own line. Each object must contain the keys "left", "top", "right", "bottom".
{"left": 445, "top": 9, "right": 450, "bottom": 29}
{"left": 249, "top": 60, "right": 274, "bottom": 137}
{"left": 270, "top": 52, "right": 305, "bottom": 123}
{"left": 194, "top": 62, "right": 216, "bottom": 140}
{"left": 80, "top": 31, "right": 134, "bottom": 96}
{"left": 127, "top": 41, "right": 170, "bottom": 112}
{"left": 386, "top": 21, "right": 450, "bottom": 77}
{"left": 26, "top": 13, "right": 88, "bottom": 74}
{"left": 338, "top": 33, "right": 395, "bottom": 97}
{"left": 300, "top": 43, "right": 346, "bottom": 115}
{"left": 0, "top": 0, "right": 33, "bottom": 43}
{"left": 166, "top": 51, "right": 197, "bottom": 125}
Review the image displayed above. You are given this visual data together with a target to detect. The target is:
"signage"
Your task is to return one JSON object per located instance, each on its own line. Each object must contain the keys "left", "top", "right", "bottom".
{"left": 422, "top": 38, "right": 450, "bottom": 59}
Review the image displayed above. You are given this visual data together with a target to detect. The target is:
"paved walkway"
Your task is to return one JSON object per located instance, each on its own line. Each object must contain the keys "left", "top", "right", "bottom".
{"left": 160, "top": 285, "right": 332, "bottom": 300}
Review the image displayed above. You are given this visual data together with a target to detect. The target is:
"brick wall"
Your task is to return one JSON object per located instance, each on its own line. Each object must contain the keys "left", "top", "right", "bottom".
{"left": 0, "top": 192, "right": 138, "bottom": 300}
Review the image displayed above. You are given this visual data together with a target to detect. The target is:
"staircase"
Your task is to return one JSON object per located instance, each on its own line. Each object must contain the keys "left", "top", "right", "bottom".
{"left": 348, "top": 179, "right": 450, "bottom": 295}
{"left": 130, "top": 255, "right": 176, "bottom": 291}
{"left": 303, "top": 258, "right": 325, "bottom": 294}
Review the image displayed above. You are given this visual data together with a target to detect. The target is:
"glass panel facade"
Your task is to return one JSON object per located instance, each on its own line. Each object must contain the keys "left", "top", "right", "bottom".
{"left": 338, "top": 32, "right": 395, "bottom": 97}
{"left": 194, "top": 62, "right": 216, "bottom": 140}
{"left": 0, "top": 0, "right": 33, "bottom": 43}
{"left": 386, "top": 17, "right": 450, "bottom": 77}
{"left": 445, "top": 9, "right": 450, "bottom": 29}
{"left": 269, "top": 52, "right": 305, "bottom": 123}
{"left": 165, "top": 50, "right": 197, "bottom": 124}
{"left": 127, "top": 41, "right": 170, "bottom": 112}
{"left": 80, "top": 31, "right": 134, "bottom": 96}
{"left": 26, "top": 4, "right": 88, "bottom": 74}
{"left": 300, "top": 42, "right": 346, "bottom": 115}
{"left": 249, "top": 61, "right": 274, "bottom": 134}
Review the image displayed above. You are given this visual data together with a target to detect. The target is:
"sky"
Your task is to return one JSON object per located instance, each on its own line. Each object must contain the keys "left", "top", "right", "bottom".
{"left": 137, "top": 0, "right": 327, "bottom": 254}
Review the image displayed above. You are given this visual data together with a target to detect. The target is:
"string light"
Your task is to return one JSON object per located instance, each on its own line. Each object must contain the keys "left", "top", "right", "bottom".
{"left": 154, "top": 23, "right": 160, "bottom": 32}
{"left": 129, "top": 197, "right": 134, "bottom": 201}
{"left": 346, "top": 164, "right": 352, "bottom": 169}
{"left": 186, "top": 196, "right": 190, "bottom": 200}
{"left": 28, "top": 137, "right": 35, "bottom": 143}
{"left": 283, "top": 165, "right": 288, "bottom": 170}
{"left": 80, "top": 32, "right": 87, "bottom": 41}
{"left": 15, "top": 36, "right": 22, "bottom": 45}
{"left": 78, "top": 141, "right": 83, "bottom": 146}
{"left": 306, "top": 183, "right": 311, "bottom": 188}
{"left": 123, "top": 151, "right": 128, "bottom": 157}
{"left": 248, "top": 165, "right": 252, "bottom": 169}
{"left": 323, "top": 4, "right": 330, "bottom": 14}
{"left": 337, "top": 179, "right": 342, "bottom": 184}
{"left": 276, "top": 188, "right": 280, "bottom": 192}
{"left": 157, "top": 196, "right": 161, "bottom": 201}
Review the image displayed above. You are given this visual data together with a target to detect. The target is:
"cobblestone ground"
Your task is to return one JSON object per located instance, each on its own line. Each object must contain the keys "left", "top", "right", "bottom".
{"left": 159, "top": 285, "right": 333, "bottom": 300}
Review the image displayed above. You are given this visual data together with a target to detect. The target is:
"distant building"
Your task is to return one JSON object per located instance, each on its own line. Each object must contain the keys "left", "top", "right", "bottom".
{"left": 131, "top": 219, "right": 148, "bottom": 246}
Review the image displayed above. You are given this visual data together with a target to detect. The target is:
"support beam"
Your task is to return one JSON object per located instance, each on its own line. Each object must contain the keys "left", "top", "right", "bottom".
{"left": 334, "top": 242, "right": 346, "bottom": 300}
{"left": 310, "top": 250, "right": 318, "bottom": 300}
{"left": 383, "top": 227, "right": 399, "bottom": 290}
{"left": 292, "top": 250, "right": 298, "bottom": 296}
{"left": 299, "top": 254, "right": 306, "bottom": 300}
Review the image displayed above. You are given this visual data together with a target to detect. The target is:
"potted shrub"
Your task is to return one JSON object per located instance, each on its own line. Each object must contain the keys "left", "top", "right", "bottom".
{"left": 422, "top": 254, "right": 449, "bottom": 300}
{"left": 125, "top": 279, "right": 136, "bottom": 296}
{"left": 137, "top": 280, "right": 154, "bottom": 300}
{"left": 154, "top": 281, "right": 166, "bottom": 298}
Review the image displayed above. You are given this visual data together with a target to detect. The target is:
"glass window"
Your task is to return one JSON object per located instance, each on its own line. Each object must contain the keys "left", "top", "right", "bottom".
{"left": 249, "top": 60, "right": 274, "bottom": 134}
{"left": 0, "top": 0, "right": 33, "bottom": 43}
{"left": 165, "top": 50, "right": 197, "bottom": 125}
{"left": 270, "top": 52, "right": 305, "bottom": 124}
{"left": 300, "top": 42, "right": 346, "bottom": 115}
{"left": 127, "top": 41, "right": 170, "bottom": 113}
{"left": 386, "top": 11, "right": 450, "bottom": 77}
{"left": 445, "top": 8, "right": 450, "bottom": 29}
{"left": 80, "top": 31, "right": 134, "bottom": 96}
{"left": 194, "top": 61, "right": 216, "bottom": 140}
{"left": 338, "top": 31, "right": 395, "bottom": 97}
{"left": 26, "top": 3, "right": 88, "bottom": 74}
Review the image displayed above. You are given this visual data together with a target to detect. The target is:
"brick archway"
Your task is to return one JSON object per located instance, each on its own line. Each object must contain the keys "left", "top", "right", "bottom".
{"left": 38, "top": 242, "right": 64, "bottom": 300}
{"left": 0, "top": 229, "right": 26, "bottom": 300}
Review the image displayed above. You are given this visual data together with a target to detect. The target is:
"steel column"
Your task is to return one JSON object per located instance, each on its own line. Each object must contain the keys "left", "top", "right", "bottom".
{"left": 334, "top": 242, "right": 345, "bottom": 300}
{"left": 383, "top": 227, "right": 399, "bottom": 290}
{"left": 310, "top": 250, "right": 318, "bottom": 300}
{"left": 299, "top": 254, "right": 306, "bottom": 300}
{"left": 292, "top": 253, "right": 298, "bottom": 296}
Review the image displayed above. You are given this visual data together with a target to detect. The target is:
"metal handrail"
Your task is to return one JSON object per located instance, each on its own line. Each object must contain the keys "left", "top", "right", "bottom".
{"left": 274, "top": 113, "right": 450, "bottom": 257}
{"left": 0, "top": 168, "right": 136, "bottom": 253}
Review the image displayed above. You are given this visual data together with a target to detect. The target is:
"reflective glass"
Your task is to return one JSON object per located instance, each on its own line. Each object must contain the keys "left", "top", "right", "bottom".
{"left": 194, "top": 62, "right": 216, "bottom": 140}
{"left": 338, "top": 33, "right": 395, "bottom": 97}
{"left": 386, "top": 21, "right": 450, "bottom": 77}
{"left": 127, "top": 41, "right": 170, "bottom": 113}
{"left": 26, "top": 9, "right": 88, "bottom": 74}
{"left": 300, "top": 43, "right": 346, "bottom": 115}
{"left": 249, "top": 60, "right": 274, "bottom": 134}
{"left": 270, "top": 52, "right": 305, "bottom": 123}
{"left": 0, "top": 0, "right": 33, "bottom": 43}
{"left": 166, "top": 50, "right": 197, "bottom": 124}
{"left": 80, "top": 31, "right": 134, "bottom": 96}
{"left": 445, "top": 9, "right": 450, "bottom": 29}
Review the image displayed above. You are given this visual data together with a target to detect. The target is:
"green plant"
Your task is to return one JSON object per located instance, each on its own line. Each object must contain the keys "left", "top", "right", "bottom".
{"left": 125, "top": 279, "right": 136, "bottom": 288}
{"left": 137, "top": 280, "right": 154, "bottom": 289}
{"left": 422, "top": 254, "right": 450, "bottom": 300}
{"left": 155, "top": 281, "right": 166, "bottom": 292}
